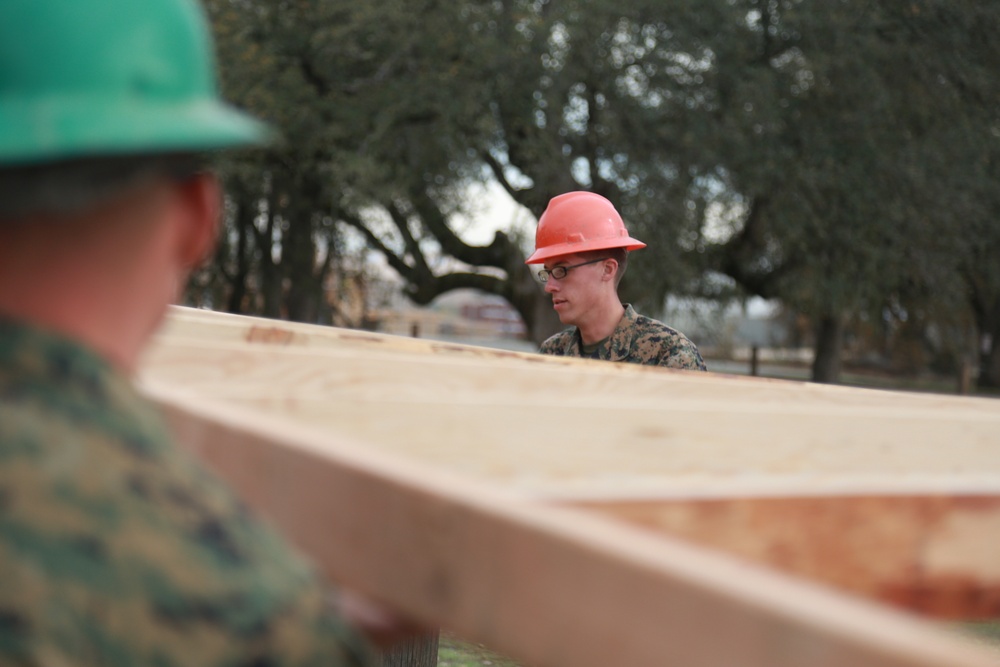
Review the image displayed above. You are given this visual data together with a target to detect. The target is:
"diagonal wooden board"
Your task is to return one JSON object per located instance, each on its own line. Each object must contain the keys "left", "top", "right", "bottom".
{"left": 137, "top": 306, "right": 1000, "bottom": 666}
{"left": 143, "top": 382, "right": 1000, "bottom": 667}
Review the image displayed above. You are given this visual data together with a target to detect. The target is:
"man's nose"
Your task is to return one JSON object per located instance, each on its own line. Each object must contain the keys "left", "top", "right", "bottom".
{"left": 544, "top": 279, "right": 558, "bottom": 294}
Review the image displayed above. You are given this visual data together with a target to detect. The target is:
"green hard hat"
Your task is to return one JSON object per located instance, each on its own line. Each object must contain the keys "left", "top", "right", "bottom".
{"left": 0, "top": 0, "right": 272, "bottom": 166}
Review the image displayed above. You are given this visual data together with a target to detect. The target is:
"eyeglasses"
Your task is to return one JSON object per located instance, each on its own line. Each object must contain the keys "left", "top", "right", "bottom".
{"left": 538, "top": 257, "right": 610, "bottom": 283}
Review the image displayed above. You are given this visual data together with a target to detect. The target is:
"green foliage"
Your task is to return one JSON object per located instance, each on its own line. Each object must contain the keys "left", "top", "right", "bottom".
{"left": 195, "top": 0, "right": 1000, "bottom": 380}
{"left": 692, "top": 1, "right": 1000, "bottom": 381}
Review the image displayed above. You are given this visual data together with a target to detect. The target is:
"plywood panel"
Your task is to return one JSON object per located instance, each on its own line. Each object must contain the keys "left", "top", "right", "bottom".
{"left": 158, "top": 306, "right": 572, "bottom": 365}
{"left": 569, "top": 495, "right": 1000, "bottom": 619}
{"left": 140, "top": 332, "right": 1000, "bottom": 498}
{"left": 144, "top": 381, "right": 1000, "bottom": 667}
{"left": 139, "top": 308, "right": 1000, "bottom": 618}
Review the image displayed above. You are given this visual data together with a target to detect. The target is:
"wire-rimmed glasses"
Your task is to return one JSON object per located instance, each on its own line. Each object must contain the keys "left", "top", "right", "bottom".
{"left": 538, "top": 257, "right": 610, "bottom": 283}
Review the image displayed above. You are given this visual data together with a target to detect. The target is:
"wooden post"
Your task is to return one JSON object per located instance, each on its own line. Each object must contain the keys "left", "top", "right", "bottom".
{"left": 957, "top": 355, "right": 974, "bottom": 395}
{"left": 750, "top": 345, "right": 759, "bottom": 377}
{"left": 380, "top": 633, "right": 439, "bottom": 667}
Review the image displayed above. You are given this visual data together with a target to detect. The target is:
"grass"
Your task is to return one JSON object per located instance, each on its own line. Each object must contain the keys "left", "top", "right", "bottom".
{"left": 436, "top": 622, "right": 1000, "bottom": 666}
{"left": 951, "top": 621, "right": 1000, "bottom": 650}
{"left": 437, "top": 633, "right": 524, "bottom": 667}
{"left": 709, "top": 356, "right": 1000, "bottom": 399}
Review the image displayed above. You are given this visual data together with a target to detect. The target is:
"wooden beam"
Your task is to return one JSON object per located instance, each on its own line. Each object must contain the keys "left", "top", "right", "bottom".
{"left": 157, "top": 306, "right": 568, "bottom": 365}
{"left": 140, "top": 308, "right": 1000, "bottom": 618}
{"left": 144, "top": 381, "right": 1000, "bottom": 667}
{"left": 569, "top": 495, "right": 1000, "bottom": 619}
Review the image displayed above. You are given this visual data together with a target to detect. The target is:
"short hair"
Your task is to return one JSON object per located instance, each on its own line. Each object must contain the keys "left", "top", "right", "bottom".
{"left": 583, "top": 247, "right": 630, "bottom": 288}
{"left": 0, "top": 153, "right": 206, "bottom": 221}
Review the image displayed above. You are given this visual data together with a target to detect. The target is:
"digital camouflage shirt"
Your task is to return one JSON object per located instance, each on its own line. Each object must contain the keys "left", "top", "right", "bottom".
{"left": 0, "top": 318, "right": 374, "bottom": 667}
{"left": 539, "top": 304, "right": 707, "bottom": 370}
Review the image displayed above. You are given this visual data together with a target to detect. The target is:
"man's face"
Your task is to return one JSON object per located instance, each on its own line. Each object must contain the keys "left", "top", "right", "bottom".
{"left": 542, "top": 253, "right": 608, "bottom": 325}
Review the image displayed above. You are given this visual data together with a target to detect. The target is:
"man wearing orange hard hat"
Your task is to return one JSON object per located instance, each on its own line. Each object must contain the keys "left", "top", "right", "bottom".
{"left": 526, "top": 191, "right": 706, "bottom": 370}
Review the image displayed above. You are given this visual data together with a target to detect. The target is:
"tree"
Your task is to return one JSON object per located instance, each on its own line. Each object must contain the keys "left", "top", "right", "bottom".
{"left": 676, "top": 1, "right": 1000, "bottom": 382}
{"left": 192, "top": 0, "right": 365, "bottom": 323}
{"left": 199, "top": 0, "right": 718, "bottom": 342}
{"left": 198, "top": 0, "right": 1000, "bottom": 385}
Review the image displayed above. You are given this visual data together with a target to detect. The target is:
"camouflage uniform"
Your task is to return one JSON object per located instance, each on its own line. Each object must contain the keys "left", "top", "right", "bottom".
{"left": 539, "top": 304, "right": 707, "bottom": 370}
{"left": 0, "top": 318, "right": 374, "bottom": 667}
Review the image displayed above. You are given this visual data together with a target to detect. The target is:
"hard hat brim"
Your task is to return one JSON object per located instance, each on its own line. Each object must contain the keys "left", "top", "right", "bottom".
{"left": 0, "top": 98, "right": 275, "bottom": 166}
{"left": 525, "top": 237, "right": 646, "bottom": 264}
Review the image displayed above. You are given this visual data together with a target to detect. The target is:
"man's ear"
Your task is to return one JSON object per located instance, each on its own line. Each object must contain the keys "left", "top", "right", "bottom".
{"left": 603, "top": 258, "right": 619, "bottom": 282}
{"left": 175, "top": 173, "right": 222, "bottom": 270}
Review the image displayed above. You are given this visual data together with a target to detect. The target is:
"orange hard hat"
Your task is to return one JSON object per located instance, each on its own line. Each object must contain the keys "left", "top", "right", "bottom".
{"left": 525, "top": 191, "right": 646, "bottom": 264}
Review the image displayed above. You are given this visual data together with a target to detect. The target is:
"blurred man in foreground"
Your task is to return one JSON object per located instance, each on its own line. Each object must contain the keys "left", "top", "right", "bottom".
{"left": 0, "top": 0, "right": 401, "bottom": 664}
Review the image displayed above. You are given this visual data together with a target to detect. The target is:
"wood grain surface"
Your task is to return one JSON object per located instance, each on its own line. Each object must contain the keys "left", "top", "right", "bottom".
{"left": 136, "top": 307, "right": 1000, "bottom": 663}
{"left": 144, "top": 380, "right": 1000, "bottom": 667}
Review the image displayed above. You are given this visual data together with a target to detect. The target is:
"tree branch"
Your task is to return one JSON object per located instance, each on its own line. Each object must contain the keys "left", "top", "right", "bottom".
{"left": 482, "top": 150, "right": 522, "bottom": 202}
{"left": 406, "top": 271, "right": 508, "bottom": 305}
{"left": 339, "top": 210, "right": 417, "bottom": 283}
{"left": 387, "top": 201, "right": 432, "bottom": 277}
{"left": 407, "top": 189, "right": 517, "bottom": 270}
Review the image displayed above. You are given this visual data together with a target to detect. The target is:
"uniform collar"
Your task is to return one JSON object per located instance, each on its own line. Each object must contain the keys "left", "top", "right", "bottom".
{"left": 572, "top": 304, "right": 638, "bottom": 360}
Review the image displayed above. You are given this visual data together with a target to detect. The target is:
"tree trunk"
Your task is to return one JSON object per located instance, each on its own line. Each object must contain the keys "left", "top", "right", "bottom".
{"left": 225, "top": 199, "right": 253, "bottom": 313}
{"left": 811, "top": 314, "right": 844, "bottom": 384}
{"left": 379, "top": 632, "right": 439, "bottom": 667}
{"left": 974, "top": 297, "right": 1000, "bottom": 389}
{"left": 980, "top": 328, "right": 1000, "bottom": 389}
{"left": 261, "top": 262, "right": 283, "bottom": 319}
{"left": 958, "top": 357, "right": 974, "bottom": 395}
{"left": 281, "top": 194, "right": 320, "bottom": 323}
